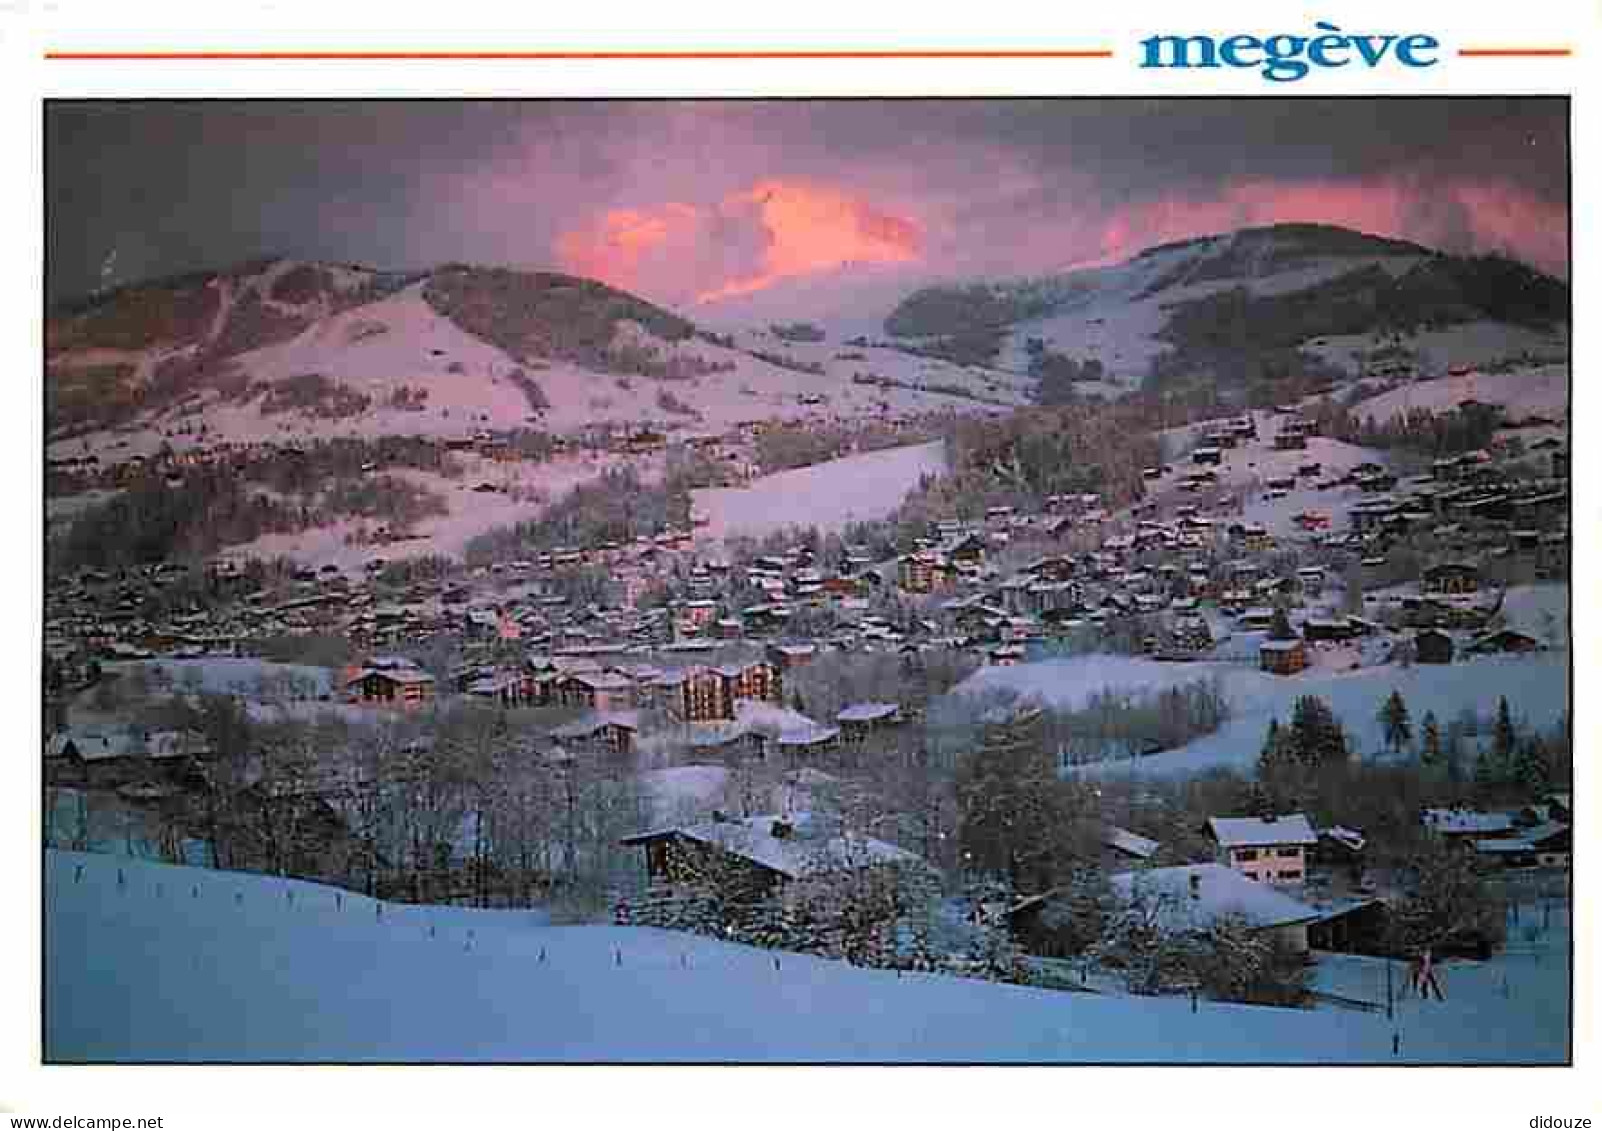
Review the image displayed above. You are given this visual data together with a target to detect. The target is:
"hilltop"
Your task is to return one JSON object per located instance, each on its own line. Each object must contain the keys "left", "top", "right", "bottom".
{"left": 883, "top": 223, "right": 1570, "bottom": 400}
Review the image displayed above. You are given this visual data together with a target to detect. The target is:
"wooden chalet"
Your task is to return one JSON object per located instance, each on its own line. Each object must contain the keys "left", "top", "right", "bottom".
{"left": 1414, "top": 628, "right": 1455, "bottom": 664}
{"left": 345, "top": 658, "right": 436, "bottom": 708}
{"left": 1422, "top": 562, "right": 1481, "bottom": 596}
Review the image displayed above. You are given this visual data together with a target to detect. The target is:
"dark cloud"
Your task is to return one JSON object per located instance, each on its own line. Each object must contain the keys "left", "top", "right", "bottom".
{"left": 46, "top": 98, "right": 1568, "bottom": 308}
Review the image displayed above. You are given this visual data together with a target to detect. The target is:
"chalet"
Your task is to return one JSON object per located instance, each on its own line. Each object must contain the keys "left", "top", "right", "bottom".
{"left": 1422, "top": 562, "right": 1480, "bottom": 596}
{"left": 620, "top": 812, "right": 931, "bottom": 911}
{"left": 1465, "top": 629, "right": 1542, "bottom": 655}
{"left": 558, "top": 670, "right": 636, "bottom": 713}
{"left": 466, "top": 670, "right": 531, "bottom": 707}
{"left": 1100, "top": 824, "right": 1160, "bottom": 865}
{"left": 897, "top": 552, "right": 942, "bottom": 594}
{"left": 1304, "top": 898, "right": 1391, "bottom": 955}
{"left": 551, "top": 711, "right": 639, "bottom": 757}
{"left": 1470, "top": 819, "right": 1569, "bottom": 870}
{"left": 1236, "top": 607, "right": 1277, "bottom": 631}
{"left": 1192, "top": 446, "right": 1223, "bottom": 466}
{"left": 1208, "top": 813, "right": 1318, "bottom": 886}
{"left": 1111, "top": 864, "right": 1318, "bottom": 954}
{"left": 1312, "top": 825, "right": 1366, "bottom": 871}
{"left": 766, "top": 643, "right": 816, "bottom": 671}
{"left": 837, "top": 701, "right": 902, "bottom": 743}
{"left": 1414, "top": 628, "right": 1455, "bottom": 664}
{"left": 1301, "top": 618, "right": 1354, "bottom": 644}
{"left": 1273, "top": 431, "right": 1307, "bottom": 451}
{"left": 346, "top": 658, "right": 435, "bottom": 708}
{"left": 1295, "top": 567, "right": 1326, "bottom": 595}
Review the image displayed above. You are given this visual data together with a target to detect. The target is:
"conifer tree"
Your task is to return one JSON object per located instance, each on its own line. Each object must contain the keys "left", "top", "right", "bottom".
{"left": 1419, "top": 710, "right": 1444, "bottom": 768}
{"left": 1289, "top": 694, "right": 1347, "bottom": 766}
{"left": 1493, "top": 696, "right": 1517, "bottom": 763}
{"left": 1378, "top": 690, "right": 1413, "bottom": 754}
{"left": 1512, "top": 735, "right": 1551, "bottom": 795}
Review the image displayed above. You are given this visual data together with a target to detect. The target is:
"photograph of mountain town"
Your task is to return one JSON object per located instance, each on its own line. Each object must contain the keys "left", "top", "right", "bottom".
{"left": 42, "top": 98, "right": 1571, "bottom": 1063}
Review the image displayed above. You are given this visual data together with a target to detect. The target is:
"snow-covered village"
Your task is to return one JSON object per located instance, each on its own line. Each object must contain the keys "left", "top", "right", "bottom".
{"left": 29, "top": 98, "right": 1577, "bottom": 1078}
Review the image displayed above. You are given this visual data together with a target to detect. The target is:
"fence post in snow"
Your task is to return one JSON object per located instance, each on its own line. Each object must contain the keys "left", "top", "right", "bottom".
{"left": 614, "top": 947, "right": 622, "bottom": 967}
{"left": 336, "top": 892, "right": 343, "bottom": 910}
{"left": 235, "top": 890, "right": 243, "bottom": 906}
{"left": 539, "top": 946, "right": 547, "bottom": 963}
{"left": 1392, "top": 1032, "right": 1400, "bottom": 1057}
{"left": 73, "top": 864, "right": 83, "bottom": 883}
{"left": 116, "top": 867, "right": 125, "bottom": 889}
{"left": 192, "top": 884, "right": 198, "bottom": 899}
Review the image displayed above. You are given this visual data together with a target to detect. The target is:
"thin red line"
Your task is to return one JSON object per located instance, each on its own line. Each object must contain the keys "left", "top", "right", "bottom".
{"left": 1457, "top": 47, "right": 1572, "bottom": 57}
{"left": 45, "top": 49, "right": 1116, "bottom": 60}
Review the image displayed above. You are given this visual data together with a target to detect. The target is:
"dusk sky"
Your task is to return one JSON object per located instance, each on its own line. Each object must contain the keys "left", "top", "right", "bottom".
{"left": 47, "top": 99, "right": 1568, "bottom": 316}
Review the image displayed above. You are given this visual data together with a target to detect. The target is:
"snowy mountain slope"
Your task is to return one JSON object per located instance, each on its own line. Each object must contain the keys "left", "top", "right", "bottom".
{"left": 691, "top": 440, "right": 946, "bottom": 542}
{"left": 45, "top": 261, "right": 1026, "bottom": 463}
{"left": 958, "top": 650, "right": 1569, "bottom": 779}
{"left": 883, "top": 224, "right": 1568, "bottom": 391}
{"left": 1346, "top": 364, "right": 1568, "bottom": 423}
{"left": 42, "top": 850, "right": 1567, "bottom": 1062}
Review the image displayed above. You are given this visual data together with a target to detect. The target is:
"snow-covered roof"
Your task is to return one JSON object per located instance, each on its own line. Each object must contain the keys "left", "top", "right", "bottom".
{"left": 1259, "top": 640, "right": 1304, "bottom": 653}
{"left": 1520, "top": 820, "right": 1569, "bottom": 846}
{"left": 1422, "top": 808, "right": 1514, "bottom": 835}
{"left": 1318, "top": 825, "right": 1367, "bottom": 852}
{"left": 773, "top": 723, "right": 841, "bottom": 748}
{"left": 1208, "top": 814, "right": 1317, "bottom": 848}
{"left": 1110, "top": 864, "right": 1319, "bottom": 931}
{"left": 1101, "top": 825, "right": 1160, "bottom": 860}
{"left": 551, "top": 710, "right": 640, "bottom": 738}
{"left": 621, "top": 813, "right": 924, "bottom": 879}
{"left": 837, "top": 702, "right": 900, "bottom": 723}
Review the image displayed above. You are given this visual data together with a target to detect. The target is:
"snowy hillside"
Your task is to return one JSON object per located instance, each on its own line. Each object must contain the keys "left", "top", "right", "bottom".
{"left": 691, "top": 440, "right": 946, "bottom": 542}
{"left": 958, "top": 651, "right": 1570, "bottom": 779}
{"left": 43, "top": 851, "right": 1567, "bottom": 1063}
{"left": 45, "top": 260, "right": 1024, "bottom": 463}
{"left": 883, "top": 224, "right": 1568, "bottom": 392}
{"left": 1347, "top": 364, "right": 1568, "bottom": 424}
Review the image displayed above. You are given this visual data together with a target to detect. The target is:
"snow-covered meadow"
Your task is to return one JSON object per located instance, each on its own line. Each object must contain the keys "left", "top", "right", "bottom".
{"left": 43, "top": 850, "right": 1568, "bottom": 1063}
{"left": 691, "top": 440, "right": 945, "bottom": 541}
{"left": 957, "top": 650, "right": 1569, "bottom": 779}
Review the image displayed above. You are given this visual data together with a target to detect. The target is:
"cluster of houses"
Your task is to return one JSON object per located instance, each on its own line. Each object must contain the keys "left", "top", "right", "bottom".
{"left": 1006, "top": 793, "right": 1572, "bottom": 964}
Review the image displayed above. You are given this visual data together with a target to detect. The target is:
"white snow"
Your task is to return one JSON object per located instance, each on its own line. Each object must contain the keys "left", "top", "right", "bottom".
{"left": 957, "top": 651, "right": 1569, "bottom": 778}
{"left": 1111, "top": 864, "right": 1319, "bottom": 930}
{"left": 1208, "top": 814, "right": 1317, "bottom": 849}
{"left": 1308, "top": 901, "right": 1570, "bottom": 1065}
{"left": 1349, "top": 364, "right": 1568, "bottom": 423}
{"left": 42, "top": 850, "right": 1568, "bottom": 1063}
{"left": 692, "top": 440, "right": 946, "bottom": 541}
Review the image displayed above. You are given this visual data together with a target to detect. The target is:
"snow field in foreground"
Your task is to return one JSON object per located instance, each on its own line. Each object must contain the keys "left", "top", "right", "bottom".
{"left": 44, "top": 851, "right": 1566, "bottom": 1063}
